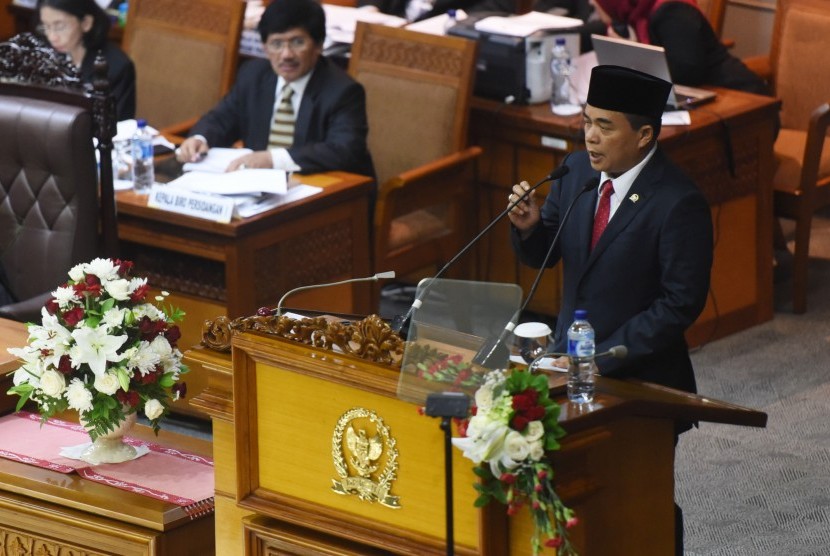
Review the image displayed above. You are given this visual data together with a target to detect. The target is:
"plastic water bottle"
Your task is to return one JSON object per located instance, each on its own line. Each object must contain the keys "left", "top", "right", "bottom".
{"left": 567, "top": 309, "right": 596, "bottom": 403}
{"left": 550, "top": 37, "right": 580, "bottom": 116}
{"left": 131, "top": 118, "right": 154, "bottom": 193}
{"left": 444, "top": 9, "right": 458, "bottom": 33}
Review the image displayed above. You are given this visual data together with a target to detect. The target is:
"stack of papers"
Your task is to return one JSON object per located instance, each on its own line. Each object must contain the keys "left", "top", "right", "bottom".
{"left": 324, "top": 4, "right": 406, "bottom": 45}
{"left": 167, "top": 168, "right": 288, "bottom": 196}
{"left": 182, "top": 147, "right": 253, "bottom": 174}
{"left": 474, "top": 11, "right": 582, "bottom": 37}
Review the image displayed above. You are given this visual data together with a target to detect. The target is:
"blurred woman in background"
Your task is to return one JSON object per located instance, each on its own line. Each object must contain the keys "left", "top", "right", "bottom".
{"left": 590, "top": 0, "right": 769, "bottom": 95}
{"left": 37, "top": 0, "right": 136, "bottom": 119}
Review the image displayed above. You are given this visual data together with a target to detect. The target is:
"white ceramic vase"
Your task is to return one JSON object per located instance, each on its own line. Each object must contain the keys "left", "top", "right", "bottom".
{"left": 79, "top": 410, "right": 138, "bottom": 465}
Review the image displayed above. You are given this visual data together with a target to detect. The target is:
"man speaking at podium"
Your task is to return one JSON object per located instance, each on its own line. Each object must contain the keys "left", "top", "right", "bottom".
{"left": 508, "top": 64, "right": 713, "bottom": 554}
{"left": 176, "top": 0, "right": 375, "bottom": 178}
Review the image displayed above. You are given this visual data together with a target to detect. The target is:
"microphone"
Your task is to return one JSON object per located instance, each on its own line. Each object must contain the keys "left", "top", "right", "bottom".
{"left": 276, "top": 271, "right": 396, "bottom": 317}
{"left": 526, "top": 344, "right": 627, "bottom": 373}
{"left": 391, "top": 165, "right": 571, "bottom": 335}
{"left": 473, "top": 177, "right": 601, "bottom": 369}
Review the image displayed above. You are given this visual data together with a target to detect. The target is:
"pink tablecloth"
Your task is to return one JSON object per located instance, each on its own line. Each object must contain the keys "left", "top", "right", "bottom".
{"left": 0, "top": 412, "right": 214, "bottom": 515}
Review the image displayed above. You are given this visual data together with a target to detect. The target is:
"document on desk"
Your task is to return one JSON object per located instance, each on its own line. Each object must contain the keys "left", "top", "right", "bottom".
{"left": 182, "top": 147, "right": 254, "bottom": 174}
{"left": 474, "top": 11, "right": 582, "bottom": 37}
{"left": 234, "top": 185, "right": 324, "bottom": 219}
{"left": 324, "top": 4, "right": 406, "bottom": 44}
{"left": 166, "top": 168, "right": 288, "bottom": 195}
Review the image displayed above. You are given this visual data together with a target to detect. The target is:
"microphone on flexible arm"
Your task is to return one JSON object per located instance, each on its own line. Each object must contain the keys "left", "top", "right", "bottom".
{"left": 528, "top": 345, "right": 629, "bottom": 362}
{"left": 391, "top": 165, "right": 571, "bottom": 336}
{"left": 473, "top": 176, "right": 601, "bottom": 369}
{"left": 276, "top": 271, "right": 396, "bottom": 317}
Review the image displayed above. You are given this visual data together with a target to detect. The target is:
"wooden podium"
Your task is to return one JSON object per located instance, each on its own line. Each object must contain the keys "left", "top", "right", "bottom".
{"left": 188, "top": 321, "right": 766, "bottom": 555}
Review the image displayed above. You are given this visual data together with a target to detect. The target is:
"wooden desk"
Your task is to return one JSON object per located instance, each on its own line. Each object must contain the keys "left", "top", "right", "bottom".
{"left": 0, "top": 418, "right": 215, "bottom": 555}
{"left": 116, "top": 171, "right": 372, "bottom": 417}
{"left": 186, "top": 326, "right": 765, "bottom": 555}
{"left": 116, "top": 171, "right": 372, "bottom": 323}
{"left": 470, "top": 88, "right": 780, "bottom": 345}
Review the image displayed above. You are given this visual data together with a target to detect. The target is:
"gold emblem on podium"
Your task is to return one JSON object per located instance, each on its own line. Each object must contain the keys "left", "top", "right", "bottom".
{"left": 331, "top": 408, "right": 401, "bottom": 508}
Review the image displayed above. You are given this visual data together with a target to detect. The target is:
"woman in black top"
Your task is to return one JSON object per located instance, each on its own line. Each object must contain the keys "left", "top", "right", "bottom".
{"left": 592, "top": 0, "right": 769, "bottom": 95}
{"left": 37, "top": 0, "right": 136, "bottom": 119}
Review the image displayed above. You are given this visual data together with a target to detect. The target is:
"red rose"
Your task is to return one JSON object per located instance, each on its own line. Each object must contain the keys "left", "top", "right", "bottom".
{"left": 511, "top": 414, "right": 529, "bottom": 431}
{"left": 545, "top": 537, "right": 563, "bottom": 548}
{"left": 524, "top": 405, "right": 546, "bottom": 421}
{"left": 537, "top": 469, "right": 548, "bottom": 481}
{"left": 115, "top": 259, "right": 134, "bottom": 276}
{"left": 57, "top": 355, "right": 73, "bottom": 375}
{"left": 62, "top": 307, "right": 85, "bottom": 327}
{"left": 172, "top": 382, "right": 187, "bottom": 400}
{"left": 164, "top": 325, "right": 181, "bottom": 347}
{"left": 500, "top": 473, "right": 517, "bottom": 484}
{"left": 116, "top": 390, "right": 140, "bottom": 407}
{"left": 512, "top": 388, "right": 539, "bottom": 411}
{"left": 45, "top": 297, "right": 59, "bottom": 315}
{"left": 84, "top": 275, "right": 102, "bottom": 296}
{"left": 138, "top": 316, "right": 166, "bottom": 341}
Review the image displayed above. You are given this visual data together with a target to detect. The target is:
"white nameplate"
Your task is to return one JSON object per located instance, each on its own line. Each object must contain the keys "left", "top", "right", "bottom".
{"left": 147, "top": 187, "right": 235, "bottom": 223}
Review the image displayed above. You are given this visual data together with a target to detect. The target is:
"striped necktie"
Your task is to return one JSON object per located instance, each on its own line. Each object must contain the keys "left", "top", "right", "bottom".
{"left": 268, "top": 85, "right": 295, "bottom": 149}
{"left": 591, "top": 180, "right": 614, "bottom": 250}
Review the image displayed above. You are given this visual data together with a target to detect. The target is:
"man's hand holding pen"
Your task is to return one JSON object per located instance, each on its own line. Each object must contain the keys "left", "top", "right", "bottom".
{"left": 175, "top": 136, "right": 209, "bottom": 163}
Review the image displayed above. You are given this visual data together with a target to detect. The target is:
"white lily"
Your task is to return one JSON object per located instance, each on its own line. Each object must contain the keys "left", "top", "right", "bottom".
{"left": 69, "top": 326, "right": 128, "bottom": 377}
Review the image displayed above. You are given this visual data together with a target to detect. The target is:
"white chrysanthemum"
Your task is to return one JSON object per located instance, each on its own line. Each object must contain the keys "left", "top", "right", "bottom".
{"left": 68, "top": 263, "right": 86, "bottom": 282}
{"left": 126, "top": 340, "right": 162, "bottom": 376}
{"left": 65, "top": 379, "right": 93, "bottom": 412}
{"left": 69, "top": 326, "right": 128, "bottom": 377}
{"left": 93, "top": 372, "right": 121, "bottom": 395}
{"left": 40, "top": 370, "right": 66, "bottom": 397}
{"left": 101, "top": 307, "right": 128, "bottom": 331}
{"left": 52, "top": 286, "right": 79, "bottom": 308}
{"left": 132, "top": 303, "right": 165, "bottom": 322}
{"left": 144, "top": 399, "right": 164, "bottom": 420}
{"left": 103, "top": 278, "right": 132, "bottom": 301}
{"left": 84, "top": 258, "right": 119, "bottom": 282}
{"left": 129, "top": 276, "right": 147, "bottom": 292}
{"left": 524, "top": 420, "right": 545, "bottom": 442}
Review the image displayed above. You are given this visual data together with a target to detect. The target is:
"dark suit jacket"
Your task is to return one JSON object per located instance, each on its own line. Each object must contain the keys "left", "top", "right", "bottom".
{"left": 80, "top": 42, "right": 136, "bottom": 121}
{"left": 189, "top": 57, "right": 375, "bottom": 177}
{"left": 512, "top": 148, "right": 713, "bottom": 394}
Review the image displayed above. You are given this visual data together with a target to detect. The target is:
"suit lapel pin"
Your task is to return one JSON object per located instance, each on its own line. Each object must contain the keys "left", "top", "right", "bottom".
{"left": 629, "top": 194, "right": 639, "bottom": 203}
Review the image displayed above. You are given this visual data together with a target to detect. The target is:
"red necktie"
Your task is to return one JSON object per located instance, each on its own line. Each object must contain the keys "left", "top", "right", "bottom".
{"left": 591, "top": 180, "right": 614, "bottom": 250}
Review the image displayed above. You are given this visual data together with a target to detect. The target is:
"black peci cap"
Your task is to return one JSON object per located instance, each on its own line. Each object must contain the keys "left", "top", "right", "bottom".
{"left": 586, "top": 65, "right": 672, "bottom": 120}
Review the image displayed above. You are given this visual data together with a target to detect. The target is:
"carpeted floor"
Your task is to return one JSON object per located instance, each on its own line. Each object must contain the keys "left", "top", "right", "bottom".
{"left": 677, "top": 213, "right": 830, "bottom": 555}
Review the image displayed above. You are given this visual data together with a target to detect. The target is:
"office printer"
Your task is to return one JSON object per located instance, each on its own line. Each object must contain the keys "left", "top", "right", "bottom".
{"left": 448, "top": 14, "right": 582, "bottom": 105}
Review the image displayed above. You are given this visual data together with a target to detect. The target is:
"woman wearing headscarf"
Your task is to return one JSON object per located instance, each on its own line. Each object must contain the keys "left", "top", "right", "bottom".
{"left": 590, "top": 0, "right": 769, "bottom": 95}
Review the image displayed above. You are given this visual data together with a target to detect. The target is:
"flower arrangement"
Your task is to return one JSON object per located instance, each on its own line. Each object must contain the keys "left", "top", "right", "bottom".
{"left": 452, "top": 369, "right": 578, "bottom": 555}
{"left": 6, "top": 258, "right": 188, "bottom": 440}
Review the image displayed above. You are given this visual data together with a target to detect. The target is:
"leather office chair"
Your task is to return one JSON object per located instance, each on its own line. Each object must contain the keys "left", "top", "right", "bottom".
{"left": 349, "top": 23, "right": 481, "bottom": 286}
{"left": 0, "top": 33, "right": 117, "bottom": 322}
{"left": 762, "top": 0, "right": 830, "bottom": 313}
{"left": 121, "top": 0, "right": 245, "bottom": 134}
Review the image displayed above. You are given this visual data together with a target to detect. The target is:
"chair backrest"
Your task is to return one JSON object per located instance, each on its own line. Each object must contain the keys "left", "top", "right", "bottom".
{"left": 696, "top": 0, "right": 727, "bottom": 38}
{"left": 0, "top": 33, "right": 116, "bottom": 312}
{"left": 122, "top": 0, "right": 245, "bottom": 129}
{"left": 348, "top": 23, "right": 478, "bottom": 187}
{"left": 774, "top": 0, "right": 830, "bottom": 130}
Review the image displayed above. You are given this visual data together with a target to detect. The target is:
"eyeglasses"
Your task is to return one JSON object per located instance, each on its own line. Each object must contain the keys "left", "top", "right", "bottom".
{"left": 37, "top": 21, "right": 72, "bottom": 35}
{"left": 264, "top": 36, "right": 309, "bottom": 53}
